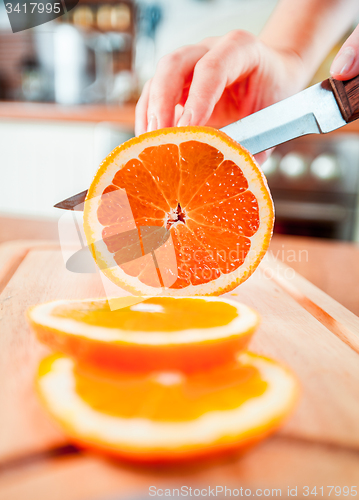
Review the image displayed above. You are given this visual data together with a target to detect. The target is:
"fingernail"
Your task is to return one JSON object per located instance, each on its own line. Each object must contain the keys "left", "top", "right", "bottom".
{"left": 330, "top": 47, "right": 356, "bottom": 76}
{"left": 177, "top": 108, "right": 192, "bottom": 127}
{"left": 147, "top": 114, "right": 158, "bottom": 132}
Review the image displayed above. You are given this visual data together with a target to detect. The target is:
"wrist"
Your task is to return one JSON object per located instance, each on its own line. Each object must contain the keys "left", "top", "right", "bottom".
{"left": 259, "top": 39, "right": 312, "bottom": 96}
{"left": 259, "top": 32, "right": 315, "bottom": 89}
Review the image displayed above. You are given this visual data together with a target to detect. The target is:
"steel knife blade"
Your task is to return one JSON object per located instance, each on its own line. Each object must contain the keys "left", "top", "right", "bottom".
{"left": 221, "top": 78, "right": 347, "bottom": 154}
{"left": 55, "top": 76, "right": 359, "bottom": 211}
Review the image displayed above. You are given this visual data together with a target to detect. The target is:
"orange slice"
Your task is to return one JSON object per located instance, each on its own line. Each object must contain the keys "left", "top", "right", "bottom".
{"left": 36, "top": 352, "right": 298, "bottom": 463}
{"left": 28, "top": 296, "right": 259, "bottom": 372}
{"left": 83, "top": 126, "right": 274, "bottom": 296}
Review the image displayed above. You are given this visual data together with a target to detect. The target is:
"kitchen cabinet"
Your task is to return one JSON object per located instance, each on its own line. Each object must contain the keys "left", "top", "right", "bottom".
{"left": 0, "top": 106, "right": 134, "bottom": 218}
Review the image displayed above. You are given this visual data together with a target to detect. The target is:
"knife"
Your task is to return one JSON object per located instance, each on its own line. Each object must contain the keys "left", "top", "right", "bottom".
{"left": 55, "top": 75, "right": 359, "bottom": 211}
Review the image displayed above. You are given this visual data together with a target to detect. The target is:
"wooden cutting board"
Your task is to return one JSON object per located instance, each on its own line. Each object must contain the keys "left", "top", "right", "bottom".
{"left": 1, "top": 240, "right": 359, "bottom": 499}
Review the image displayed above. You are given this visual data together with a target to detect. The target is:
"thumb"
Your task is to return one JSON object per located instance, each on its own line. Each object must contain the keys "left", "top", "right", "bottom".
{"left": 330, "top": 24, "right": 359, "bottom": 81}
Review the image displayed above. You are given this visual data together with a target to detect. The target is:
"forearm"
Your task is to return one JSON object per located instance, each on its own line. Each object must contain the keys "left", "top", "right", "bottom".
{"left": 260, "top": 0, "right": 359, "bottom": 84}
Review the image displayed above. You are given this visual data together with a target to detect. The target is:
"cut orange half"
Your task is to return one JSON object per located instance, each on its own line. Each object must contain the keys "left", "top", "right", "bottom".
{"left": 28, "top": 296, "right": 259, "bottom": 372}
{"left": 83, "top": 126, "right": 274, "bottom": 296}
{"left": 36, "top": 352, "right": 298, "bottom": 463}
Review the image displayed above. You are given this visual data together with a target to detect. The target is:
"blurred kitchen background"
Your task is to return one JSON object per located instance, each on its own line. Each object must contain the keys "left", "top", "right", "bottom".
{"left": 1, "top": 0, "right": 359, "bottom": 242}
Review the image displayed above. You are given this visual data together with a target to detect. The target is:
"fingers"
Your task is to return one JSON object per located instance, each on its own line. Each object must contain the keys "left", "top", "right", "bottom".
{"left": 174, "top": 104, "right": 184, "bottom": 125}
{"left": 135, "top": 30, "right": 261, "bottom": 134}
{"left": 135, "top": 45, "right": 209, "bottom": 135}
{"left": 135, "top": 79, "right": 151, "bottom": 136}
{"left": 330, "top": 23, "right": 359, "bottom": 81}
{"left": 178, "top": 30, "right": 260, "bottom": 126}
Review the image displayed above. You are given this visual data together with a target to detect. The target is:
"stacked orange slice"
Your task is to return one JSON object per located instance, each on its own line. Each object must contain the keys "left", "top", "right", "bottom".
{"left": 28, "top": 296, "right": 259, "bottom": 372}
{"left": 28, "top": 296, "right": 299, "bottom": 463}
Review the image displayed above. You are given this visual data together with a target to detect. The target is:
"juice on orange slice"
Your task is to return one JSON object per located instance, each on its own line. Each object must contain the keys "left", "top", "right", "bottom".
{"left": 28, "top": 296, "right": 259, "bottom": 373}
{"left": 36, "top": 352, "right": 298, "bottom": 463}
{"left": 84, "top": 127, "right": 274, "bottom": 296}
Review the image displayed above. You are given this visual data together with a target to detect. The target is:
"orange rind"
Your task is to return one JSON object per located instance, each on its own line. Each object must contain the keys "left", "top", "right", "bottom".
{"left": 36, "top": 351, "right": 298, "bottom": 463}
{"left": 83, "top": 126, "right": 274, "bottom": 296}
{"left": 28, "top": 296, "right": 259, "bottom": 372}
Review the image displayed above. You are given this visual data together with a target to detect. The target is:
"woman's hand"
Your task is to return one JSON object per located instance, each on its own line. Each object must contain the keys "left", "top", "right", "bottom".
{"left": 135, "top": 30, "right": 308, "bottom": 137}
{"left": 135, "top": 0, "right": 359, "bottom": 141}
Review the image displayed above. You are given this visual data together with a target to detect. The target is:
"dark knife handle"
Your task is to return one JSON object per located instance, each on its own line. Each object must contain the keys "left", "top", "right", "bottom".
{"left": 329, "top": 75, "right": 359, "bottom": 123}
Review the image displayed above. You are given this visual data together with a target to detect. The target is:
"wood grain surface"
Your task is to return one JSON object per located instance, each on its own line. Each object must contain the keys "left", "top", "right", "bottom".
{"left": 1, "top": 437, "right": 359, "bottom": 500}
{"left": 0, "top": 240, "right": 359, "bottom": 496}
{"left": 330, "top": 75, "right": 359, "bottom": 123}
{"left": 269, "top": 236, "right": 359, "bottom": 317}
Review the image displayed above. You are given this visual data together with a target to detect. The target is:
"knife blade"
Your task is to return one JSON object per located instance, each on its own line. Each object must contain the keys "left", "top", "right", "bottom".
{"left": 54, "top": 189, "right": 88, "bottom": 211}
{"left": 55, "top": 76, "right": 359, "bottom": 211}
{"left": 221, "top": 78, "right": 347, "bottom": 154}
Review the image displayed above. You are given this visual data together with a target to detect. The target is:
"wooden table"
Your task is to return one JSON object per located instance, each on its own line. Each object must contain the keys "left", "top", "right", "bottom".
{"left": 1, "top": 238, "right": 359, "bottom": 499}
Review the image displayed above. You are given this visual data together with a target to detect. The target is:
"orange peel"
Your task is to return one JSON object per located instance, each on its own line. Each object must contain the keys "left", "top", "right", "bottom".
{"left": 28, "top": 296, "right": 259, "bottom": 372}
{"left": 36, "top": 351, "right": 298, "bottom": 463}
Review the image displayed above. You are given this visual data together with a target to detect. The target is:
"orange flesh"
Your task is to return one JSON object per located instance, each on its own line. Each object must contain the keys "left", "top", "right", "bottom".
{"left": 98, "top": 140, "right": 260, "bottom": 289}
{"left": 73, "top": 360, "right": 267, "bottom": 421}
{"left": 52, "top": 297, "right": 238, "bottom": 332}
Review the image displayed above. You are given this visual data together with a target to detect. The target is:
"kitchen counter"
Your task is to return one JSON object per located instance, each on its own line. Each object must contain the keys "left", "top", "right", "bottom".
{"left": 2, "top": 101, "right": 359, "bottom": 134}
{"left": 1, "top": 215, "right": 359, "bottom": 316}
{"left": 0, "top": 102, "right": 135, "bottom": 128}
